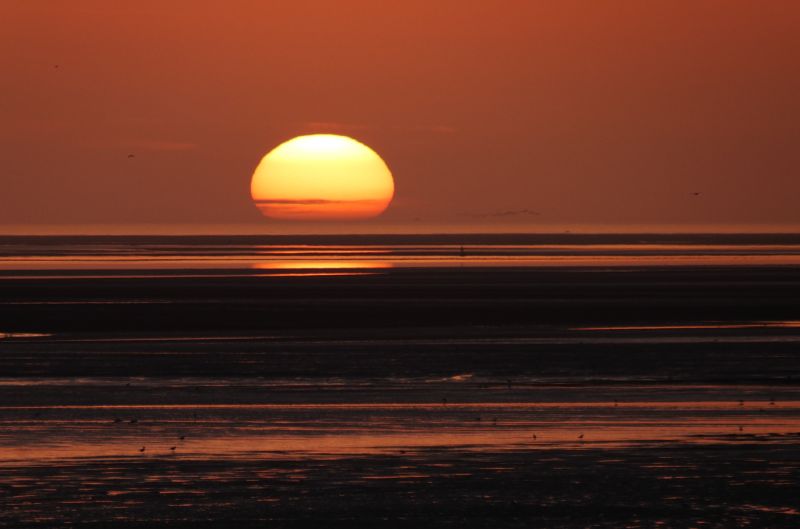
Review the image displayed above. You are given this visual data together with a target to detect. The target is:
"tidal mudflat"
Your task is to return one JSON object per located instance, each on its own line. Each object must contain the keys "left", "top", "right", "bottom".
{"left": 2, "top": 235, "right": 800, "bottom": 527}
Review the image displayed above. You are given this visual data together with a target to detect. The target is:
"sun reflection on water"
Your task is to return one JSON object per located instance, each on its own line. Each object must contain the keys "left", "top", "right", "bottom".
{"left": 252, "top": 260, "right": 393, "bottom": 270}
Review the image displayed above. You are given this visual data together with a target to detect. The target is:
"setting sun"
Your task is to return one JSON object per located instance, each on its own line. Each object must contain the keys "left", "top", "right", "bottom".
{"left": 250, "top": 134, "right": 394, "bottom": 221}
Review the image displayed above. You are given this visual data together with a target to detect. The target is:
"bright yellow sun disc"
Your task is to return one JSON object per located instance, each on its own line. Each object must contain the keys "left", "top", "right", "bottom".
{"left": 250, "top": 134, "right": 394, "bottom": 220}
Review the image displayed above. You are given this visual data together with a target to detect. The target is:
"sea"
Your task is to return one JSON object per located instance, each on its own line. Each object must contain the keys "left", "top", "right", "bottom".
{"left": 1, "top": 234, "right": 799, "bottom": 527}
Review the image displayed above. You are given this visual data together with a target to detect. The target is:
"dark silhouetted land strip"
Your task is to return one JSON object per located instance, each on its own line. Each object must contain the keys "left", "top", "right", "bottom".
{"left": 2, "top": 266, "right": 800, "bottom": 335}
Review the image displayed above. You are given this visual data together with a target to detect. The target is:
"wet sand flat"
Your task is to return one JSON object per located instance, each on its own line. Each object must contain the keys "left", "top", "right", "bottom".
{"left": 3, "top": 335, "right": 800, "bottom": 527}
{"left": 3, "top": 443, "right": 800, "bottom": 528}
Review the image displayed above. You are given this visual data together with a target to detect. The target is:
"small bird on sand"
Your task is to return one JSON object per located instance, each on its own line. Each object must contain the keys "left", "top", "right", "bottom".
{"left": 578, "top": 434, "right": 584, "bottom": 440}
{"left": 129, "top": 418, "right": 138, "bottom": 424}
{"left": 532, "top": 433, "right": 537, "bottom": 440}
{"left": 112, "top": 418, "right": 122, "bottom": 423}
{"left": 169, "top": 446, "right": 177, "bottom": 452}
{"left": 691, "top": 192, "right": 702, "bottom": 196}
{"left": 127, "top": 154, "right": 135, "bottom": 159}
{"left": 139, "top": 446, "right": 146, "bottom": 453}
{"left": 739, "top": 426, "right": 743, "bottom": 432}
{"left": 442, "top": 397, "right": 447, "bottom": 406}
{"left": 739, "top": 400, "right": 744, "bottom": 406}
{"left": 178, "top": 435, "right": 186, "bottom": 440}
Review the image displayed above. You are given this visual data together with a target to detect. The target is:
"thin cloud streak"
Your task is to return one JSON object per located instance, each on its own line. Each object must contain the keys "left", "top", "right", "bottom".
{"left": 468, "top": 209, "right": 542, "bottom": 219}
{"left": 254, "top": 199, "right": 386, "bottom": 205}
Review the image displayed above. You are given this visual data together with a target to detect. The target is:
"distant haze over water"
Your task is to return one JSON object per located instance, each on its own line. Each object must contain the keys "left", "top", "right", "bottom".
{"left": 2, "top": 223, "right": 800, "bottom": 236}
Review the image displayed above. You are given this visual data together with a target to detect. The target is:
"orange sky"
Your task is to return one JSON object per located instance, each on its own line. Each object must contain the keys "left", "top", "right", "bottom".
{"left": 1, "top": 1, "right": 799, "bottom": 234}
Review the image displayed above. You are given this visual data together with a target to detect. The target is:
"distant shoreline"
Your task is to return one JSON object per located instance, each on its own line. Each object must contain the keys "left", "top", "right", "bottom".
{"left": 2, "top": 232, "right": 800, "bottom": 245}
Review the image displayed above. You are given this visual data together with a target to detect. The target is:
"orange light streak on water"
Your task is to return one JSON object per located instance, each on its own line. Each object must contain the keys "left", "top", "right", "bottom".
{"left": 575, "top": 322, "right": 800, "bottom": 331}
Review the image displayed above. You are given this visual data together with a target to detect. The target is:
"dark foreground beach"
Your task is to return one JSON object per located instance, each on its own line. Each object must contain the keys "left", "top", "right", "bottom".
{"left": 2, "top": 235, "right": 800, "bottom": 527}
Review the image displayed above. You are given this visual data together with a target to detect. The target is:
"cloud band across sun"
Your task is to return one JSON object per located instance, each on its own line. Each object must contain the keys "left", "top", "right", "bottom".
{"left": 253, "top": 198, "right": 393, "bottom": 220}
